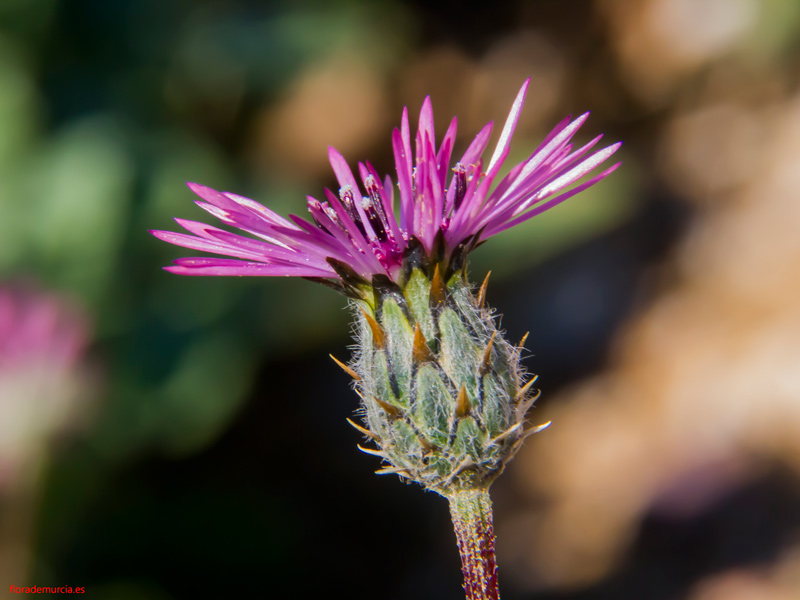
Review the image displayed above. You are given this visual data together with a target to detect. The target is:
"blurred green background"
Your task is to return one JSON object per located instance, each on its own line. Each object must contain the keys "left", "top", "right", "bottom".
{"left": 2, "top": 1, "right": 800, "bottom": 599}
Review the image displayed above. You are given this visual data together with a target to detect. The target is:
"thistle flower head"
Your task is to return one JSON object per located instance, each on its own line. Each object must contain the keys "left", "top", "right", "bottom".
{"left": 152, "top": 79, "right": 620, "bottom": 297}
{"left": 153, "top": 80, "right": 621, "bottom": 494}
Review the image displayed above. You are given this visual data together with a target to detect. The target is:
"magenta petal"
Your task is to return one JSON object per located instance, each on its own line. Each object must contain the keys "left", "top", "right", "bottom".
{"left": 393, "top": 128, "right": 414, "bottom": 231}
{"left": 222, "top": 191, "right": 295, "bottom": 228}
{"left": 321, "top": 189, "right": 381, "bottom": 271}
{"left": 166, "top": 257, "right": 336, "bottom": 277}
{"left": 509, "top": 113, "right": 591, "bottom": 194}
{"left": 485, "top": 79, "right": 529, "bottom": 177}
{"left": 552, "top": 134, "right": 604, "bottom": 172}
{"left": 304, "top": 204, "right": 378, "bottom": 276}
{"left": 477, "top": 141, "right": 622, "bottom": 233}
{"left": 444, "top": 161, "right": 483, "bottom": 243}
{"left": 186, "top": 182, "right": 241, "bottom": 213}
{"left": 383, "top": 175, "right": 395, "bottom": 209}
{"left": 400, "top": 106, "right": 412, "bottom": 174}
{"left": 328, "top": 148, "right": 377, "bottom": 238}
{"left": 458, "top": 121, "right": 493, "bottom": 168}
{"left": 191, "top": 200, "right": 303, "bottom": 249}
{"left": 286, "top": 214, "right": 366, "bottom": 264}
{"left": 157, "top": 81, "right": 621, "bottom": 285}
{"left": 173, "top": 218, "right": 231, "bottom": 240}
{"left": 424, "top": 133, "right": 444, "bottom": 238}
{"left": 210, "top": 225, "right": 331, "bottom": 269}
{"left": 526, "top": 142, "right": 622, "bottom": 206}
{"left": 416, "top": 96, "right": 436, "bottom": 162}
{"left": 327, "top": 147, "right": 361, "bottom": 196}
{"left": 151, "top": 230, "right": 267, "bottom": 262}
{"left": 421, "top": 160, "right": 439, "bottom": 249}
{"left": 365, "top": 162, "right": 404, "bottom": 246}
{"left": 486, "top": 162, "right": 622, "bottom": 237}
{"left": 153, "top": 225, "right": 335, "bottom": 271}
{"left": 436, "top": 116, "right": 458, "bottom": 186}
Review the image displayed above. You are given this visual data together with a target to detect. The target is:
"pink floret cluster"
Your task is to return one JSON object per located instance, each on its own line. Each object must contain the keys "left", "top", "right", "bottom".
{"left": 153, "top": 79, "right": 621, "bottom": 283}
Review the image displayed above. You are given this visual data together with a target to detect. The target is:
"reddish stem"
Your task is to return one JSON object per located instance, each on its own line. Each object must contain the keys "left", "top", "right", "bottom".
{"left": 447, "top": 487, "right": 500, "bottom": 600}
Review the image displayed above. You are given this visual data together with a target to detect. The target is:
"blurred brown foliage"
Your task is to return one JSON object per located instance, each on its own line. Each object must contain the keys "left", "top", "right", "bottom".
{"left": 498, "top": 1, "right": 800, "bottom": 597}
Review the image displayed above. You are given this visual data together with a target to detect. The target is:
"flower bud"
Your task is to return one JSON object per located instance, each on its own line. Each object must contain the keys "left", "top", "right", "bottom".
{"left": 349, "top": 267, "right": 546, "bottom": 493}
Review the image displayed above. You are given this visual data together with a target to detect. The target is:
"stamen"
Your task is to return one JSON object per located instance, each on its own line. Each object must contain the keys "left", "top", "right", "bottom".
{"left": 307, "top": 198, "right": 325, "bottom": 229}
{"left": 321, "top": 202, "right": 348, "bottom": 234}
{"left": 360, "top": 195, "right": 387, "bottom": 240}
{"left": 452, "top": 162, "right": 468, "bottom": 210}
{"left": 339, "top": 186, "right": 366, "bottom": 237}
{"left": 308, "top": 198, "right": 350, "bottom": 238}
{"left": 363, "top": 175, "right": 394, "bottom": 242}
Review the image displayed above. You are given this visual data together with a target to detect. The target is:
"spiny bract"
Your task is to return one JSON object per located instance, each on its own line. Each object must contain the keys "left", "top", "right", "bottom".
{"left": 345, "top": 262, "right": 547, "bottom": 494}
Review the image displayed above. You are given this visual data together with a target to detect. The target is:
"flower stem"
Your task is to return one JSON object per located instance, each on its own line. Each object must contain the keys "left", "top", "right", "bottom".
{"left": 447, "top": 487, "right": 501, "bottom": 600}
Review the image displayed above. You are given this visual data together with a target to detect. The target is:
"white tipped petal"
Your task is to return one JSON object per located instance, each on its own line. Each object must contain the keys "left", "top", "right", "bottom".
{"left": 486, "top": 79, "right": 530, "bottom": 176}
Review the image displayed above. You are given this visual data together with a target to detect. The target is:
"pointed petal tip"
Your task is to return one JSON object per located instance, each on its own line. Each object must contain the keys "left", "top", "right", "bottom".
{"left": 574, "top": 111, "right": 591, "bottom": 125}
{"left": 328, "top": 146, "right": 351, "bottom": 167}
{"left": 418, "top": 95, "right": 435, "bottom": 135}
{"left": 163, "top": 265, "right": 186, "bottom": 275}
{"left": 172, "top": 216, "right": 202, "bottom": 230}
{"left": 483, "top": 80, "right": 537, "bottom": 177}
{"left": 514, "top": 79, "right": 530, "bottom": 104}
{"left": 590, "top": 147, "right": 623, "bottom": 176}
{"left": 185, "top": 181, "right": 210, "bottom": 194}
{"left": 150, "top": 229, "right": 179, "bottom": 244}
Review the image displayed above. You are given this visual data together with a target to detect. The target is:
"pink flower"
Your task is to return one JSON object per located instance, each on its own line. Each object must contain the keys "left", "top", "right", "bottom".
{"left": 0, "top": 286, "right": 90, "bottom": 489}
{"left": 0, "top": 287, "right": 87, "bottom": 371}
{"left": 152, "top": 79, "right": 621, "bottom": 290}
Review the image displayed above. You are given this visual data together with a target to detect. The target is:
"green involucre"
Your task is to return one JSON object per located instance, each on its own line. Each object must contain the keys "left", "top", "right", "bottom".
{"left": 350, "top": 268, "right": 543, "bottom": 493}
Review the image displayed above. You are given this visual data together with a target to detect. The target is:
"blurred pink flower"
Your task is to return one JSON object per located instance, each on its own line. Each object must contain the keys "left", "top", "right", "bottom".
{"left": 0, "top": 288, "right": 87, "bottom": 371}
{"left": 0, "top": 286, "right": 90, "bottom": 489}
